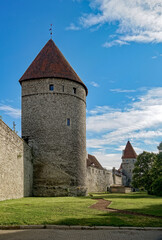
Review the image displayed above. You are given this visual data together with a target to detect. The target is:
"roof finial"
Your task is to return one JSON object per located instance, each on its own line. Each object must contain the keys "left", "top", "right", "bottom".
{"left": 49, "top": 24, "right": 53, "bottom": 39}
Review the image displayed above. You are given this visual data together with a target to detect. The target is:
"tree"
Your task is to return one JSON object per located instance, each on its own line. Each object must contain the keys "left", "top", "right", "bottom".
{"left": 132, "top": 151, "right": 157, "bottom": 193}
{"left": 150, "top": 153, "right": 162, "bottom": 196}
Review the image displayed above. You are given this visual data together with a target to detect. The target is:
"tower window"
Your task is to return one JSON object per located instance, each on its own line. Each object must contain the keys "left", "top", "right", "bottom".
{"left": 73, "top": 87, "right": 76, "bottom": 94}
{"left": 49, "top": 84, "right": 54, "bottom": 91}
{"left": 67, "top": 118, "right": 70, "bottom": 126}
{"left": 62, "top": 85, "right": 64, "bottom": 92}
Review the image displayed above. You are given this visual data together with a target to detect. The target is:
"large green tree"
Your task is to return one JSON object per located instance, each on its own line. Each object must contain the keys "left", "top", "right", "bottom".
{"left": 150, "top": 153, "right": 162, "bottom": 196}
{"left": 132, "top": 151, "right": 157, "bottom": 193}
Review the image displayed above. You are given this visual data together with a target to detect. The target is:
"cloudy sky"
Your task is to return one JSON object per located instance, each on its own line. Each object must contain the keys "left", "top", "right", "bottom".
{"left": 1, "top": 0, "right": 162, "bottom": 169}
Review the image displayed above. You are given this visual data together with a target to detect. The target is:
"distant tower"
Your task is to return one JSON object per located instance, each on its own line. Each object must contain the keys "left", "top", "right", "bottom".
{"left": 157, "top": 142, "right": 162, "bottom": 154}
{"left": 121, "top": 141, "right": 137, "bottom": 186}
{"left": 19, "top": 39, "right": 88, "bottom": 196}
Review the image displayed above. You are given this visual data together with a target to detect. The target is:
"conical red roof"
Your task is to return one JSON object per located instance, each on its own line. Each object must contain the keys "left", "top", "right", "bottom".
{"left": 19, "top": 39, "right": 88, "bottom": 95}
{"left": 122, "top": 141, "right": 137, "bottom": 159}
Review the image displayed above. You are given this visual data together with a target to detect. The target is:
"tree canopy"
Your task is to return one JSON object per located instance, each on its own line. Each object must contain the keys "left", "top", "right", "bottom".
{"left": 132, "top": 151, "right": 162, "bottom": 196}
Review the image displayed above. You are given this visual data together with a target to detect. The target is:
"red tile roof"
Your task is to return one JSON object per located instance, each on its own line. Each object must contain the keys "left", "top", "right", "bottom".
{"left": 19, "top": 39, "right": 88, "bottom": 95}
{"left": 87, "top": 154, "right": 104, "bottom": 170}
{"left": 122, "top": 141, "right": 137, "bottom": 159}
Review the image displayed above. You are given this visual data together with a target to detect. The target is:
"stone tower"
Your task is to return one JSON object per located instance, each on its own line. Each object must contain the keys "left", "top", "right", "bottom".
{"left": 121, "top": 141, "right": 137, "bottom": 186}
{"left": 19, "top": 39, "right": 88, "bottom": 197}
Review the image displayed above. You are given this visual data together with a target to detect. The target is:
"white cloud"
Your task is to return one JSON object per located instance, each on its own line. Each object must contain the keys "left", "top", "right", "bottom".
{"left": 90, "top": 81, "right": 100, "bottom": 87}
{"left": 0, "top": 105, "right": 21, "bottom": 118}
{"left": 87, "top": 87, "right": 162, "bottom": 167}
{"left": 66, "top": 23, "right": 80, "bottom": 31}
{"left": 110, "top": 88, "right": 136, "bottom": 93}
{"left": 151, "top": 52, "right": 162, "bottom": 59}
{"left": 87, "top": 87, "right": 162, "bottom": 133}
{"left": 91, "top": 151, "right": 122, "bottom": 169}
{"left": 103, "top": 39, "right": 129, "bottom": 48}
{"left": 88, "top": 105, "right": 118, "bottom": 115}
{"left": 77, "top": 0, "right": 162, "bottom": 46}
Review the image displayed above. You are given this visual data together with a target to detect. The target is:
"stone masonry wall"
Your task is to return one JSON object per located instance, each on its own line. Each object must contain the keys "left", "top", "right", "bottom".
{"left": 122, "top": 158, "right": 136, "bottom": 186}
{"left": 113, "top": 174, "right": 122, "bottom": 185}
{"left": 0, "top": 119, "right": 33, "bottom": 201}
{"left": 86, "top": 167, "right": 113, "bottom": 193}
{"left": 21, "top": 78, "right": 87, "bottom": 196}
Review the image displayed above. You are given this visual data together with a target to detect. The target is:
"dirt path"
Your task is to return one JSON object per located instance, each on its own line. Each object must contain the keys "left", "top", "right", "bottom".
{"left": 90, "top": 199, "right": 162, "bottom": 219}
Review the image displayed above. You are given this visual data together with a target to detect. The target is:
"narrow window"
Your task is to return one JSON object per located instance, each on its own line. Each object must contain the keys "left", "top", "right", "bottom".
{"left": 73, "top": 87, "right": 76, "bottom": 94}
{"left": 49, "top": 84, "right": 54, "bottom": 91}
{"left": 67, "top": 118, "right": 70, "bottom": 126}
{"left": 62, "top": 85, "right": 64, "bottom": 92}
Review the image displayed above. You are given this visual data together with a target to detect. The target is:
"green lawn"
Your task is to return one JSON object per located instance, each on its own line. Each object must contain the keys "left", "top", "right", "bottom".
{"left": 92, "top": 192, "right": 162, "bottom": 217}
{"left": 0, "top": 193, "right": 161, "bottom": 227}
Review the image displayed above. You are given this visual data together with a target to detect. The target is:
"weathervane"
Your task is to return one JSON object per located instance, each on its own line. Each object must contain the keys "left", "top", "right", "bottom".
{"left": 49, "top": 24, "right": 53, "bottom": 39}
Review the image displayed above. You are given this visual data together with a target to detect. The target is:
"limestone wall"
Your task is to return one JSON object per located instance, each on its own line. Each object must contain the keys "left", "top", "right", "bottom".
{"left": 114, "top": 174, "right": 122, "bottom": 185}
{"left": 110, "top": 186, "right": 132, "bottom": 193}
{"left": 122, "top": 158, "right": 136, "bottom": 186}
{"left": 0, "top": 119, "right": 33, "bottom": 201}
{"left": 21, "top": 78, "right": 87, "bottom": 196}
{"left": 86, "top": 167, "right": 112, "bottom": 193}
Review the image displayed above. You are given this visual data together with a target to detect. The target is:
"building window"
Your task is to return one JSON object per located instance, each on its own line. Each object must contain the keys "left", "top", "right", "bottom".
{"left": 49, "top": 84, "right": 54, "bottom": 91}
{"left": 67, "top": 118, "right": 70, "bottom": 126}
{"left": 73, "top": 87, "right": 76, "bottom": 94}
{"left": 62, "top": 85, "right": 64, "bottom": 92}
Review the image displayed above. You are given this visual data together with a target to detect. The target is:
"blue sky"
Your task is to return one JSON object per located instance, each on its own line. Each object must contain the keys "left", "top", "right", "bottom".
{"left": 1, "top": 0, "right": 162, "bottom": 168}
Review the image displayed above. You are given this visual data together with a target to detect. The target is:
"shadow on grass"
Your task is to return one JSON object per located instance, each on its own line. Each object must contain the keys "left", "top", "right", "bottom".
{"left": 48, "top": 214, "right": 134, "bottom": 227}
{"left": 90, "top": 193, "right": 162, "bottom": 200}
{"left": 89, "top": 197, "right": 162, "bottom": 217}
{"left": 110, "top": 204, "right": 162, "bottom": 217}
{"left": 45, "top": 211, "right": 162, "bottom": 227}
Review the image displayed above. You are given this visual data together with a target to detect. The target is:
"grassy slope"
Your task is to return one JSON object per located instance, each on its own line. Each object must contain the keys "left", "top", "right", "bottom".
{"left": 0, "top": 193, "right": 161, "bottom": 227}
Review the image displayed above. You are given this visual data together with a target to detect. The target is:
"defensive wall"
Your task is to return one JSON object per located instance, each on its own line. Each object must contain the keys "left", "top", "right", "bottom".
{"left": 86, "top": 166, "right": 113, "bottom": 193}
{"left": 0, "top": 119, "right": 33, "bottom": 201}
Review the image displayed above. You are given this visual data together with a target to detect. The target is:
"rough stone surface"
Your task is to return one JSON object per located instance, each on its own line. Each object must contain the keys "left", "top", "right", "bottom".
{"left": 122, "top": 158, "right": 136, "bottom": 186}
{"left": 112, "top": 172, "right": 122, "bottom": 186}
{"left": 0, "top": 120, "right": 33, "bottom": 201}
{"left": 86, "top": 167, "right": 112, "bottom": 193}
{"left": 21, "top": 78, "right": 87, "bottom": 196}
{"left": 110, "top": 186, "right": 132, "bottom": 193}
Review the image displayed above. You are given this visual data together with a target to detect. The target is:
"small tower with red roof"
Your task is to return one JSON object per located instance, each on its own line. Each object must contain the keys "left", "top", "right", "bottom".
{"left": 121, "top": 141, "right": 137, "bottom": 186}
{"left": 19, "top": 39, "right": 88, "bottom": 196}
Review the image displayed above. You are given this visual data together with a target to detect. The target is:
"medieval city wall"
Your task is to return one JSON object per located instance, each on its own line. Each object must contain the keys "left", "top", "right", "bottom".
{"left": 0, "top": 119, "right": 33, "bottom": 201}
{"left": 86, "top": 167, "right": 113, "bottom": 193}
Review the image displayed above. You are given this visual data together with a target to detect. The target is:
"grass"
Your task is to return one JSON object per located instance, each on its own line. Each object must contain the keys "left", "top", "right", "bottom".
{"left": 92, "top": 192, "right": 162, "bottom": 217}
{"left": 0, "top": 193, "right": 161, "bottom": 227}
